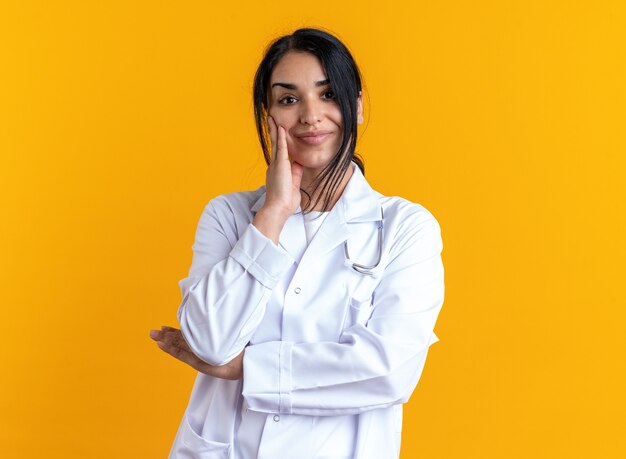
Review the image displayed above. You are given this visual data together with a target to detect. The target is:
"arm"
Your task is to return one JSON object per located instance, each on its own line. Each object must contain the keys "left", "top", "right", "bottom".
{"left": 176, "top": 202, "right": 293, "bottom": 366}
{"left": 176, "top": 116, "right": 302, "bottom": 366}
{"left": 242, "top": 209, "right": 445, "bottom": 416}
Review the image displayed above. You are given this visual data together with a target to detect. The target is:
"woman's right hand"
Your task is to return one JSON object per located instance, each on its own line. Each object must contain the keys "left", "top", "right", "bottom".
{"left": 264, "top": 115, "right": 303, "bottom": 216}
{"left": 252, "top": 115, "right": 303, "bottom": 243}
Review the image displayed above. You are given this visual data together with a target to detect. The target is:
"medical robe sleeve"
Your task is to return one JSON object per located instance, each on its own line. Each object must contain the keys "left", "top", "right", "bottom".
{"left": 177, "top": 198, "right": 295, "bottom": 366}
{"left": 242, "top": 209, "right": 444, "bottom": 416}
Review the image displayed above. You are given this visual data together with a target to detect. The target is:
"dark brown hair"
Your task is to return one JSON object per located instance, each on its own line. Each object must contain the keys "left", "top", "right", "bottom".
{"left": 252, "top": 27, "right": 365, "bottom": 212}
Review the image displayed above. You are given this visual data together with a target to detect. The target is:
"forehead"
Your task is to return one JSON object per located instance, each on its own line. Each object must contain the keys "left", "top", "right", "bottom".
{"left": 270, "top": 51, "right": 328, "bottom": 84}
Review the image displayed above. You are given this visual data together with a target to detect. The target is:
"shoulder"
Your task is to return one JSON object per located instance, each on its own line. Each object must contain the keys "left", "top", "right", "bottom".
{"left": 360, "top": 171, "right": 439, "bottom": 231}
{"left": 379, "top": 195, "right": 443, "bottom": 260}
{"left": 380, "top": 195, "right": 441, "bottom": 232}
{"left": 193, "top": 186, "right": 265, "bottom": 242}
{"left": 200, "top": 186, "right": 266, "bottom": 220}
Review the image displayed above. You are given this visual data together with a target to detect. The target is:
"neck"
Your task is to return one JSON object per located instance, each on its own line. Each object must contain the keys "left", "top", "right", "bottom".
{"left": 300, "top": 163, "right": 354, "bottom": 212}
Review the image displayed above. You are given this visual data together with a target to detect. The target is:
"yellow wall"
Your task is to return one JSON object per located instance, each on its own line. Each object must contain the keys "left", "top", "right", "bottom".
{"left": 1, "top": 1, "right": 624, "bottom": 457}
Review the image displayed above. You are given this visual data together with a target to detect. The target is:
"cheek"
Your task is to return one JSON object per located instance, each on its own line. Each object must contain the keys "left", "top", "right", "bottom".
{"left": 286, "top": 135, "right": 301, "bottom": 152}
{"left": 269, "top": 114, "right": 298, "bottom": 142}
{"left": 267, "top": 108, "right": 293, "bottom": 128}
{"left": 329, "top": 106, "right": 344, "bottom": 126}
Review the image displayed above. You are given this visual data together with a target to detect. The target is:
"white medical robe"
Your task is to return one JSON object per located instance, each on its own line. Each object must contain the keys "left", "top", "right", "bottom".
{"left": 169, "top": 164, "right": 444, "bottom": 459}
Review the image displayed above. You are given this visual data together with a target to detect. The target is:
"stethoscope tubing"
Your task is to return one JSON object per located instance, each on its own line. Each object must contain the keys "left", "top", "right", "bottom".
{"left": 344, "top": 207, "right": 384, "bottom": 276}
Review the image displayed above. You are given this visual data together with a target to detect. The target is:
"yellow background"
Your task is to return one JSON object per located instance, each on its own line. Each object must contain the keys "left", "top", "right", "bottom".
{"left": 1, "top": 1, "right": 624, "bottom": 457}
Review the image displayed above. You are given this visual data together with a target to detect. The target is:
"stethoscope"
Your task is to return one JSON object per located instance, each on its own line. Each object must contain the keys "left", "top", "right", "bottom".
{"left": 344, "top": 207, "right": 384, "bottom": 276}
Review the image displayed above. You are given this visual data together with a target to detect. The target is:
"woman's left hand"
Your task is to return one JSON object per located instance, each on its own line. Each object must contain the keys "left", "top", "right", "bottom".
{"left": 150, "top": 326, "right": 244, "bottom": 380}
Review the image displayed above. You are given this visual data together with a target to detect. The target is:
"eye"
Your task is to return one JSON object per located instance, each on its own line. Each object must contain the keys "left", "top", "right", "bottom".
{"left": 322, "top": 90, "right": 336, "bottom": 100}
{"left": 278, "top": 95, "right": 297, "bottom": 105}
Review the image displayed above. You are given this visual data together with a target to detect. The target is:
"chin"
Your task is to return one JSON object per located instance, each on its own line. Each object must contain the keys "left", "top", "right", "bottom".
{"left": 290, "top": 144, "right": 342, "bottom": 169}
{"left": 291, "top": 151, "right": 336, "bottom": 171}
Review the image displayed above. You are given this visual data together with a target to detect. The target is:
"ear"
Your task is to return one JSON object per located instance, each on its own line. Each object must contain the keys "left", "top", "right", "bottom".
{"left": 357, "top": 91, "right": 364, "bottom": 125}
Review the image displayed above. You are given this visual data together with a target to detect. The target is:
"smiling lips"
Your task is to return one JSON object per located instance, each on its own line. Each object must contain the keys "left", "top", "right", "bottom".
{"left": 295, "top": 130, "right": 333, "bottom": 145}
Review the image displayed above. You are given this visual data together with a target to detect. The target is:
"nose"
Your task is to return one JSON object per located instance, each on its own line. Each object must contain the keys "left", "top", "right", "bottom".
{"left": 299, "top": 99, "right": 322, "bottom": 125}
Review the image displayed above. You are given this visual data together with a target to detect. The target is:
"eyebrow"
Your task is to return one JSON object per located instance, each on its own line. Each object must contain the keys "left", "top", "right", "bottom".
{"left": 271, "top": 79, "right": 330, "bottom": 90}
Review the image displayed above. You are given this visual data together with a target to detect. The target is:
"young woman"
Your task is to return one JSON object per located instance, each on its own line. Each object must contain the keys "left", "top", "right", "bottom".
{"left": 150, "top": 27, "right": 444, "bottom": 459}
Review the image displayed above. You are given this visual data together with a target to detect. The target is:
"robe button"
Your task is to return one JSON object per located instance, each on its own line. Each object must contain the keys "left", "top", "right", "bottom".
{"left": 294, "top": 287, "right": 301, "bottom": 294}
{"left": 273, "top": 415, "right": 280, "bottom": 422}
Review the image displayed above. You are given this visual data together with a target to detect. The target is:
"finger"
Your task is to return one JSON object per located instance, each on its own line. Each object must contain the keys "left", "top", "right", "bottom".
{"left": 155, "top": 340, "right": 177, "bottom": 357}
{"left": 156, "top": 340, "right": 189, "bottom": 361}
{"left": 161, "top": 325, "right": 178, "bottom": 331}
{"left": 267, "top": 115, "right": 277, "bottom": 162}
{"left": 160, "top": 328, "right": 194, "bottom": 354}
{"left": 156, "top": 335, "right": 185, "bottom": 356}
{"left": 159, "top": 328, "right": 179, "bottom": 343}
{"left": 156, "top": 340, "right": 212, "bottom": 375}
{"left": 276, "top": 125, "right": 289, "bottom": 162}
{"left": 149, "top": 329, "right": 162, "bottom": 340}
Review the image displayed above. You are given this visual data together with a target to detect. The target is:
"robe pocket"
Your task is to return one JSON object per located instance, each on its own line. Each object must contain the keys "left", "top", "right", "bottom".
{"left": 177, "top": 414, "right": 232, "bottom": 459}
{"left": 343, "top": 296, "right": 375, "bottom": 329}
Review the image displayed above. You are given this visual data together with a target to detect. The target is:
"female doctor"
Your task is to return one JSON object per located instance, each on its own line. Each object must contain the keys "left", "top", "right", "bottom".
{"left": 150, "top": 27, "right": 444, "bottom": 459}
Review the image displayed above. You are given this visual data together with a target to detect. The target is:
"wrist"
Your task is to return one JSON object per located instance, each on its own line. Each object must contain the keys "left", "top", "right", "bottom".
{"left": 259, "top": 202, "right": 292, "bottom": 221}
{"left": 253, "top": 207, "right": 290, "bottom": 244}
